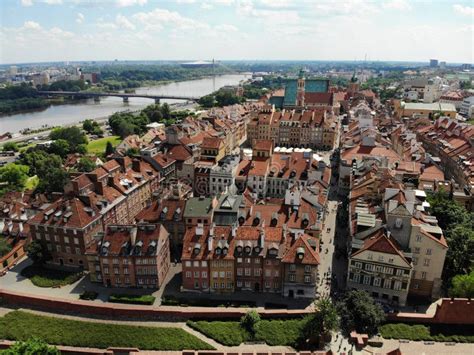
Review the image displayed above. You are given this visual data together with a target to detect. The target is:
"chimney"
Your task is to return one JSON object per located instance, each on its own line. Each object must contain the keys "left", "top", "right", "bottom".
{"left": 130, "top": 226, "right": 137, "bottom": 246}
{"left": 231, "top": 223, "right": 237, "bottom": 238}
{"left": 132, "top": 159, "right": 140, "bottom": 172}
{"left": 208, "top": 234, "right": 213, "bottom": 252}
{"left": 259, "top": 228, "right": 265, "bottom": 248}
{"left": 210, "top": 222, "right": 215, "bottom": 237}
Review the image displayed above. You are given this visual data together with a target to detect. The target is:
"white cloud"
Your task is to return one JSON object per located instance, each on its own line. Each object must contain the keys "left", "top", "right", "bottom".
{"left": 76, "top": 13, "right": 85, "bottom": 24}
{"left": 133, "top": 8, "right": 209, "bottom": 31}
{"left": 453, "top": 4, "right": 474, "bottom": 16}
{"left": 201, "top": 2, "right": 213, "bottom": 10}
{"left": 383, "top": 0, "right": 412, "bottom": 11}
{"left": 214, "top": 24, "right": 238, "bottom": 32}
{"left": 259, "top": 0, "right": 291, "bottom": 8}
{"left": 116, "top": 0, "right": 147, "bottom": 7}
{"left": 20, "top": 0, "right": 33, "bottom": 6}
{"left": 44, "top": 0, "right": 63, "bottom": 4}
{"left": 116, "top": 14, "right": 136, "bottom": 30}
{"left": 20, "top": 0, "right": 62, "bottom": 5}
{"left": 96, "top": 22, "right": 118, "bottom": 30}
{"left": 23, "top": 21, "right": 42, "bottom": 30}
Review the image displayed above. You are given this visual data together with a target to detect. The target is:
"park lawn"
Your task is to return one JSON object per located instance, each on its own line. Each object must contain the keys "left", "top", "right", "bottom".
{"left": 0, "top": 311, "right": 214, "bottom": 351}
{"left": 380, "top": 323, "right": 474, "bottom": 343}
{"left": 20, "top": 265, "right": 83, "bottom": 288}
{"left": 187, "top": 321, "right": 251, "bottom": 346}
{"left": 187, "top": 318, "right": 308, "bottom": 347}
{"left": 24, "top": 175, "right": 39, "bottom": 191}
{"left": 86, "top": 136, "right": 121, "bottom": 154}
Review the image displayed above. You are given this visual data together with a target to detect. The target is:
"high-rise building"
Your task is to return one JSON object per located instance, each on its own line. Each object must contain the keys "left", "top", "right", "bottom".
{"left": 429, "top": 59, "right": 438, "bottom": 68}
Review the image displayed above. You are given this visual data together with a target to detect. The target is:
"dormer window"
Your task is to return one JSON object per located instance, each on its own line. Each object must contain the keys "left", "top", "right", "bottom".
{"left": 395, "top": 218, "right": 403, "bottom": 229}
{"left": 222, "top": 248, "right": 228, "bottom": 255}
{"left": 236, "top": 246, "right": 243, "bottom": 253}
{"left": 244, "top": 246, "right": 251, "bottom": 254}
{"left": 215, "top": 248, "right": 221, "bottom": 255}
{"left": 254, "top": 246, "right": 261, "bottom": 254}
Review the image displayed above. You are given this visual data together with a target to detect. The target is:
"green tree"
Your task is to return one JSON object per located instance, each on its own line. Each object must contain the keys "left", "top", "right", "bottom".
{"left": 105, "top": 141, "right": 115, "bottom": 156}
{"left": 38, "top": 167, "right": 69, "bottom": 194}
{"left": 240, "top": 309, "right": 260, "bottom": 335}
{"left": 0, "top": 237, "right": 12, "bottom": 257}
{"left": 449, "top": 271, "right": 474, "bottom": 298}
{"left": 20, "top": 150, "right": 63, "bottom": 178}
{"left": 2, "top": 142, "right": 19, "bottom": 152}
{"left": 304, "top": 298, "right": 339, "bottom": 346}
{"left": 76, "top": 157, "right": 96, "bottom": 172}
{"left": 82, "top": 119, "right": 95, "bottom": 133}
{"left": 1, "top": 337, "right": 59, "bottom": 354}
{"left": 0, "top": 163, "right": 29, "bottom": 192}
{"left": 48, "top": 139, "right": 70, "bottom": 158}
{"left": 49, "top": 126, "right": 87, "bottom": 152}
{"left": 198, "top": 94, "right": 215, "bottom": 108}
{"left": 161, "top": 103, "right": 171, "bottom": 120}
{"left": 26, "top": 240, "right": 47, "bottom": 264}
{"left": 338, "top": 290, "right": 385, "bottom": 336}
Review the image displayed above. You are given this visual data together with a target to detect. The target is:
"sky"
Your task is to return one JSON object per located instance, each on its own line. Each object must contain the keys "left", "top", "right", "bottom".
{"left": 0, "top": 0, "right": 473, "bottom": 64}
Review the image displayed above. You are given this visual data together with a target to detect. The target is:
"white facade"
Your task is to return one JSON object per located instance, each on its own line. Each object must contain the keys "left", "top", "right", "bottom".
{"left": 460, "top": 96, "right": 474, "bottom": 118}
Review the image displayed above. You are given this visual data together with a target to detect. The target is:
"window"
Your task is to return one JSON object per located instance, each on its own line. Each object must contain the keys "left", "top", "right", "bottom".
{"left": 374, "top": 277, "right": 381, "bottom": 287}
{"left": 367, "top": 253, "right": 373, "bottom": 260}
{"left": 65, "top": 246, "right": 71, "bottom": 254}
{"left": 255, "top": 258, "right": 260, "bottom": 264}
{"left": 353, "top": 274, "right": 360, "bottom": 283}
{"left": 202, "top": 271, "right": 208, "bottom": 278}
{"left": 421, "top": 272, "right": 427, "bottom": 280}
{"left": 413, "top": 257, "right": 418, "bottom": 265}
{"left": 185, "top": 271, "right": 191, "bottom": 278}
{"left": 304, "top": 265, "right": 311, "bottom": 273}
{"left": 237, "top": 258, "right": 242, "bottom": 263}
{"left": 383, "top": 279, "right": 392, "bottom": 289}
{"left": 202, "top": 281, "right": 208, "bottom": 288}
{"left": 226, "top": 271, "right": 232, "bottom": 278}
{"left": 237, "top": 281, "right": 242, "bottom": 287}
{"left": 194, "top": 271, "right": 200, "bottom": 278}
{"left": 274, "top": 270, "right": 279, "bottom": 277}
{"left": 289, "top": 274, "right": 296, "bottom": 282}
{"left": 212, "top": 271, "right": 218, "bottom": 278}
{"left": 396, "top": 269, "right": 404, "bottom": 276}
{"left": 265, "top": 269, "right": 271, "bottom": 277}
{"left": 64, "top": 236, "right": 69, "bottom": 244}
{"left": 378, "top": 255, "right": 384, "bottom": 262}
{"left": 363, "top": 275, "right": 371, "bottom": 285}
{"left": 388, "top": 258, "right": 394, "bottom": 264}
{"left": 75, "top": 247, "right": 80, "bottom": 255}
{"left": 304, "top": 275, "right": 311, "bottom": 283}
{"left": 103, "top": 267, "right": 109, "bottom": 275}
{"left": 213, "top": 282, "right": 218, "bottom": 289}
{"left": 245, "top": 258, "right": 251, "bottom": 264}
{"left": 245, "top": 268, "right": 251, "bottom": 276}
{"left": 414, "top": 247, "right": 420, "bottom": 254}
{"left": 416, "top": 235, "right": 422, "bottom": 242}
{"left": 365, "top": 264, "right": 374, "bottom": 271}
{"left": 201, "top": 261, "right": 207, "bottom": 267}
{"left": 265, "top": 281, "right": 271, "bottom": 288}
{"left": 244, "top": 281, "right": 251, "bottom": 288}
{"left": 193, "top": 261, "right": 200, "bottom": 267}
{"left": 219, "top": 271, "right": 225, "bottom": 278}
{"left": 424, "top": 259, "right": 430, "bottom": 267}
{"left": 394, "top": 281, "right": 402, "bottom": 291}
{"left": 426, "top": 249, "right": 432, "bottom": 255}
{"left": 125, "top": 277, "right": 130, "bottom": 284}
{"left": 254, "top": 269, "right": 261, "bottom": 276}
{"left": 289, "top": 264, "right": 296, "bottom": 271}
{"left": 237, "top": 268, "right": 243, "bottom": 276}
{"left": 354, "top": 262, "right": 362, "bottom": 269}
{"left": 45, "top": 234, "right": 50, "bottom": 241}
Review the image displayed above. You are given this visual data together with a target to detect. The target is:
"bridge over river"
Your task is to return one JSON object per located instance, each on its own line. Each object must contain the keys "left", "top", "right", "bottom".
{"left": 37, "top": 91, "right": 201, "bottom": 104}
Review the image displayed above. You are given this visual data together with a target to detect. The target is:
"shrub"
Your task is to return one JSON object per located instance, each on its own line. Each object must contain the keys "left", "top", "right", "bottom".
{"left": 187, "top": 321, "right": 250, "bottom": 346}
{"left": 79, "top": 291, "right": 98, "bottom": 300}
{"left": 20, "top": 265, "right": 82, "bottom": 288}
{"left": 240, "top": 309, "right": 261, "bottom": 334}
{"left": 109, "top": 294, "right": 155, "bottom": 305}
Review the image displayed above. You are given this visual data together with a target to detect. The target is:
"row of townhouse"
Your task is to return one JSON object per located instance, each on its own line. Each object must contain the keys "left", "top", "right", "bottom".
{"left": 29, "top": 157, "right": 161, "bottom": 269}
{"left": 86, "top": 224, "right": 170, "bottom": 288}
{"left": 416, "top": 117, "right": 474, "bottom": 210}
{"left": 347, "top": 170, "right": 448, "bottom": 306}
{"left": 235, "top": 140, "right": 331, "bottom": 199}
{"left": 181, "top": 224, "right": 320, "bottom": 298}
{"left": 247, "top": 105, "right": 337, "bottom": 150}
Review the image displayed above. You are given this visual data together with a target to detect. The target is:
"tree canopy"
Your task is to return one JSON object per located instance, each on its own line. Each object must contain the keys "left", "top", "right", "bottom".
{"left": 338, "top": 290, "right": 385, "bottom": 336}
{"left": 2, "top": 337, "right": 59, "bottom": 354}
{"left": 0, "top": 163, "right": 29, "bottom": 194}
{"left": 449, "top": 271, "right": 474, "bottom": 298}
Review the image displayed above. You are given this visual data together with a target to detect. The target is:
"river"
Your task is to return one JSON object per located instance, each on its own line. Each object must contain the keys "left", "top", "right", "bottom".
{"left": 0, "top": 74, "right": 250, "bottom": 134}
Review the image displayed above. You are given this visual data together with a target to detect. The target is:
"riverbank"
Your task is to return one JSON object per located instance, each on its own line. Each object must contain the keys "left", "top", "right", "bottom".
{"left": 1, "top": 74, "right": 249, "bottom": 134}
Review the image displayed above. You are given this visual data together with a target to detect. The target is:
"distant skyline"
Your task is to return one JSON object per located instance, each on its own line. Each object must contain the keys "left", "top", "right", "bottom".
{"left": 1, "top": 0, "right": 473, "bottom": 65}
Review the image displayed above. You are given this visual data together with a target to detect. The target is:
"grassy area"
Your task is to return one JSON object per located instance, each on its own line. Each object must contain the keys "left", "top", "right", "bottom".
{"left": 109, "top": 294, "right": 156, "bottom": 305}
{"left": 24, "top": 175, "right": 39, "bottom": 191}
{"left": 20, "top": 265, "right": 83, "bottom": 288}
{"left": 380, "top": 323, "right": 474, "bottom": 343}
{"left": 187, "top": 321, "right": 250, "bottom": 346}
{"left": 0, "top": 311, "right": 214, "bottom": 351}
{"left": 187, "top": 318, "right": 308, "bottom": 347}
{"left": 86, "top": 136, "right": 121, "bottom": 154}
